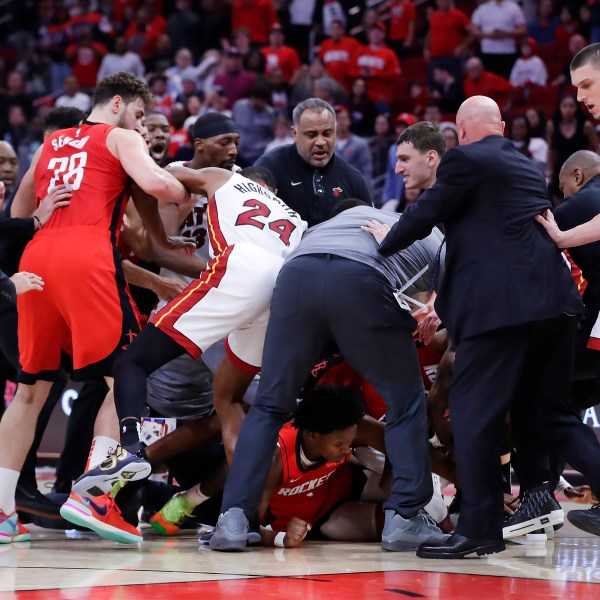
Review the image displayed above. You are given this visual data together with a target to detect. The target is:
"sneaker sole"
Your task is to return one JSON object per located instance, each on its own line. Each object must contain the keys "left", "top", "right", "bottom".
{"left": 0, "top": 531, "right": 14, "bottom": 544}
{"left": 60, "top": 501, "right": 142, "bottom": 545}
{"left": 15, "top": 502, "right": 62, "bottom": 520}
{"left": 567, "top": 513, "right": 600, "bottom": 536}
{"left": 416, "top": 541, "right": 505, "bottom": 559}
{"left": 381, "top": 540, "right": 420, "bottom": 552}
{"left": 149, "top": 516, "right": 180, "bottom": 536}
{"left": 72, "top": 462, "right": 152, "bottom": 497}
{"left": 503, "top": 509, "right": 564, "bottom": 540}
{"left": 208, "top": 532, "right": 247, "bottom": 552}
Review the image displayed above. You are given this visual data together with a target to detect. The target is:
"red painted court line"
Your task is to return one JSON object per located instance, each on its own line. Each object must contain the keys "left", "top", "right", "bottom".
{"left": 1, "top": 570, "right": 597, "bottom": 600}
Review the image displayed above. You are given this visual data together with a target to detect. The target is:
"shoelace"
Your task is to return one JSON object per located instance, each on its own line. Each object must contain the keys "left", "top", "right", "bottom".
{"left": 421, "top": 510, "right": 440, "bottom": 529}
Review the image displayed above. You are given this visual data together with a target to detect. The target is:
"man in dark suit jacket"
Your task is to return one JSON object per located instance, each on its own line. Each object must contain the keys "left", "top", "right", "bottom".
{"left": 367, "top": 96, "right": 600, "bottom": 558}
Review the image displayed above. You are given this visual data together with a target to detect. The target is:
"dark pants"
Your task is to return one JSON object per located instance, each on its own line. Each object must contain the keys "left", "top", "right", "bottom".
{"left": 451, "top": 315, "right": 600, "bottom": 540}
{"left": 221, "top": 255, "right": 433, "bottom": 520}
{"left": 0, "top": 304, "right": 66, "bottom": 490}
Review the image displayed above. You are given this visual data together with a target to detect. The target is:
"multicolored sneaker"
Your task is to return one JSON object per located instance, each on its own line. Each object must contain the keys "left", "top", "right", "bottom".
{"left": 60, "top": 492, "right": 142, "bottom": 544}
{"left": 0, "top": 510, "right": 31, "bottom": 544}
{"left": 149, "top": 492, "right": 197, "bottom": 536}
{"left": 72, "top": 446, "right": 151, "bottom": 497}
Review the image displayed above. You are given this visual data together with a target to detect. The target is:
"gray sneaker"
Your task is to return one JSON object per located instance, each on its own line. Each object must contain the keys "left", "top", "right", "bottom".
{"left": 381, "top": 509, "right": 450, "bottom": 551}
{"left": 209, "top": 508, "right": 249, "bottom": 552}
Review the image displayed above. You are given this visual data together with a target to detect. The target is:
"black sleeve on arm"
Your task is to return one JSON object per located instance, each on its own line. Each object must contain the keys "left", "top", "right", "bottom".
{"left": 379, "top": 149, "right": 474, "bottom": 256}
{"left": 0, "top": 270, "right": 16, "bottom": 305}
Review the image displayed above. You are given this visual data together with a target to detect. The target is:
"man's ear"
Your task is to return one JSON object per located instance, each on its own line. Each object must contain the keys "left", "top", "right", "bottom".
{"left": 575, "top": 167, "right": 585, "bottom": 188}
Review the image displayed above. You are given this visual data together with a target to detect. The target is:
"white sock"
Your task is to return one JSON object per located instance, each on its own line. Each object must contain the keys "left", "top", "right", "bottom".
{"left": 185, "top": 483, "right": 209, "bottom": 507}
{"left": 85, "top": 436, "right": 119, "bottom": 471}
{"left": 0, "top": 467, "right": 20, "bottom": 514}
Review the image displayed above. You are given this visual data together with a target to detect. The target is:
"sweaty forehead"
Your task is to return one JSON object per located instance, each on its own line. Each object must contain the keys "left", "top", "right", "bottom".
{"left": 298, "top": 109, "right": 335, "bottom": 131}
{"left": 145, "top": 114, "right": 170, "bottom": 128}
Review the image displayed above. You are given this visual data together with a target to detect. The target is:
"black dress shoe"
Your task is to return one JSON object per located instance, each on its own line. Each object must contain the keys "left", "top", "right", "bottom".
{"left": 15, "top": 484, "right": 62, "bottom": 519}
{"left": 417, "top": 533, "right": 505, "bottom": 559}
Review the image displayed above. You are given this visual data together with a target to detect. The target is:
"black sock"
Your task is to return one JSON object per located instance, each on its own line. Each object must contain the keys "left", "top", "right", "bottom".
{"left": 120, "top": 417, "right": 143, "bottom": 453}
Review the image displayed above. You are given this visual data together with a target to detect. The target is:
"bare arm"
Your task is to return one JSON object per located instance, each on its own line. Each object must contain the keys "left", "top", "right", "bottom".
{"left": 121, "top": 259, "right": 186, "bottom": 301}
{"left": 353, "top": 416, "right": 386, "bottom": 454}
{"left": 164, "top": 164, "right": 233, "bottom": 198}
{"left": 258, "top": 452, "right": 311, "bottom": 548}
{"left": 109, "top": 128, "right": 188, "bottom": 202}
{"left": 426, "top": 342, "right": 455, "bottom": 450}
{"left": 535, "top": 209, "right": 600, "bottom": 248}
{"left": 151, "top": 201, "right": 206, "bottom": 278}
{"left": 129, "top": 182, "right": 196, "bottom": 253}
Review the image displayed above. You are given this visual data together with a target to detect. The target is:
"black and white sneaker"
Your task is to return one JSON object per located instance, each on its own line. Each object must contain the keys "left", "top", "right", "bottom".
{"left": 502, "top": 482, "right": 563, "bottom": 540}
{"left": 568, "top": 503, "right": 600, "bottom": 537}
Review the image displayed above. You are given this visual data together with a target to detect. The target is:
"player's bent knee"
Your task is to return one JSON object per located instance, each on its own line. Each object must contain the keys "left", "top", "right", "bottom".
{"left": 320, "top": 502, "right": 379, "bottom": 542}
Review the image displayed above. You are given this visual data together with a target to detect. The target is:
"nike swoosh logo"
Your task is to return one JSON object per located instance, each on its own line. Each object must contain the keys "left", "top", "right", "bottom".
{"left": 289, "top": 477, "right": 302, "bottom": 483}
{"left": 291, "top": 181, "right": 302, "bottom": 186}
{"left": 86, "top": 498, "right": 108, "bottom": 517}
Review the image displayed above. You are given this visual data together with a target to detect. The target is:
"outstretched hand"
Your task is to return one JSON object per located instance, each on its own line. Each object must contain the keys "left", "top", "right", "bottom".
{"left": 534, "top": 210, "right": 565, "bottom": 247}
{"left": 361, "top": 219, "right": 391, "bottom": 245}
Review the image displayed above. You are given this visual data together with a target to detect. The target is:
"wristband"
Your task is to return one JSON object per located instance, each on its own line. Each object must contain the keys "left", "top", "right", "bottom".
{"left": 274, "top": 531, "right": 286, "bottom": 548}
{"left": 33, "top": 215, "right": 42, "bottom": 229}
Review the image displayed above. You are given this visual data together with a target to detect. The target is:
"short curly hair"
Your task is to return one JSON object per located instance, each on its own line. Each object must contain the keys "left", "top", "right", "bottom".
{"left": 92, "top": 72, "right": 153, "bottom": 110}
{"left": 292, "top": 384, "right": 366, "bottom": 434}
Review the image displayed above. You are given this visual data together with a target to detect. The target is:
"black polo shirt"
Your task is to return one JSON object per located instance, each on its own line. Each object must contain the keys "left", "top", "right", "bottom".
{"left": 255, "top": 143, "right": 372, "bottom": 227}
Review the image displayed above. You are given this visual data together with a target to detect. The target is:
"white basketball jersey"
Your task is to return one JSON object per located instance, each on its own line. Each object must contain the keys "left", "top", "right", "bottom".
{"left": 207, "top": 173, "right": 307, "bottom": 259}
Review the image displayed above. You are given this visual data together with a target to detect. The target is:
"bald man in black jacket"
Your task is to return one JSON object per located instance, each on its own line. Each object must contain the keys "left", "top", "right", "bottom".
{"left": 371, "top": 96, "right": 600, "bottom": 558}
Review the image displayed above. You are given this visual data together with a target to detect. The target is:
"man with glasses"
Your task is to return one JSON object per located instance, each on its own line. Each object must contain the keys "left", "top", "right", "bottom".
{"left": 255, "top": 98, "right": 372, "bottom": 226}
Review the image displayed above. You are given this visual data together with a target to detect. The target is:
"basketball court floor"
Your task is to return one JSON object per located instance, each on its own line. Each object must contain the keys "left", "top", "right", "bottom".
{"left": 2, "top": 498, "right": 599, "bottom": 600}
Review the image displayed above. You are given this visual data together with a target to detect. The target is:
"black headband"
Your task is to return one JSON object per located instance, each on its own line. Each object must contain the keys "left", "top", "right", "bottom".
{"left": 193, "top": 113, "right": 238, "bottom": 140}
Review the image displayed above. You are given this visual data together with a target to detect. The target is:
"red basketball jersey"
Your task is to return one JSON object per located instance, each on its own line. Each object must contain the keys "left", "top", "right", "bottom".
{"left": 34, "top": 122, "right": 129, "bottom": 236}
{"left": 266, "top": 422, "right": 350, "bottom": 531}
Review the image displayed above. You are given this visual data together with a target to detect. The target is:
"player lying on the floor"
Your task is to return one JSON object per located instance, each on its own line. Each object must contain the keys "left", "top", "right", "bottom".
{"left": 155, "top": 383, "right": 389, "bottom": 547}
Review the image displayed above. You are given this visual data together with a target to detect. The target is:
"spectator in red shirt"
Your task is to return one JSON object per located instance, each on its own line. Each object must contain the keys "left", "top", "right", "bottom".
{"left": 168, "top": 103, "right": 189, "bottom": 158}
{"left": 380, "top": 0, "right": 416, "bottom": 58}
{"left": 261, "top": 23, "right": 302, "bottom": 85}
{"left": 65, "top": 0, "right": 114, "bottom": 44}
{"left": 214, "top": 47, "right": 257, "bottom": 110}
{"left": 463, "top": 57, "right": 513, "bottom": 111}
{"left": 349, "top": 22, "right": 402, "bottom": 113}
{"left": 232, "top": 0, "right": 278, "bottom": 46}
{"left": 317, "top": 20, "right": 361, "bottom": 88}
{"left": 424, "top": 0, "right": 471, "bottom": 83}
{"left": 65, "top": 28, "right": 107, "bottom": 91}
{"left": 124, "top": 4, "right": 163, "bottom": 59}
